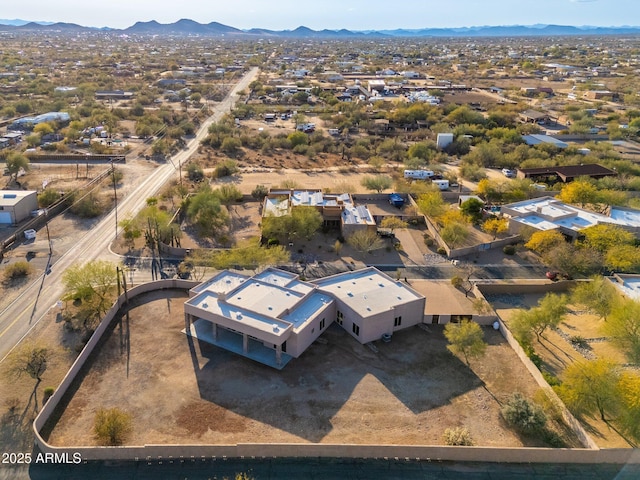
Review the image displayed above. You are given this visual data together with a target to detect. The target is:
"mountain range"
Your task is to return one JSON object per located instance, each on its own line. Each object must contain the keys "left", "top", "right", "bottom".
{"left": 1, "top": 18, "right": 640, "bottom": 37}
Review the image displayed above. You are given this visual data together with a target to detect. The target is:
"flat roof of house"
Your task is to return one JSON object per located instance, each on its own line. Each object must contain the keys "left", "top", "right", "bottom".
{"left": 253, "top": 268, "right": 298, "bottom": 286}
{"left": 342, "top": 205, "right": 375, "bottom": 225}
{"left": 517, "top": 163, "right": 616, "bottom": 179}
{"left": 312, "top": 267, "right": 423, "bottom": 317}
{"left": 186, "top": 291, "right": 291, "bottom": 337}
{"left": 0, "top": 190, "right": 36, "bottom": 207}
{"left": 521, "top": 135, "right": 568, "bottom": 148}
{"left": 263, "top": 197, "right": 290, "bottom": 217}
{"left": 281, "top": 292, "right": 333, "bottom": 329}
{"left": 225, "top": 279, "right": 305, "bottom": 318}
{"left": 504, "top": 197, "right": 640, "bottom": 231}
{"left": 190, "top": 270, "right": 248, "bottom": 295}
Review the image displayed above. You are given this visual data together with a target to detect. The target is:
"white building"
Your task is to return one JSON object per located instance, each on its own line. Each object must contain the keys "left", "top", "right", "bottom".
{"left": 502, "top": 197, "right": 640, "bottom": 239}
{"left": 184, "top": 267, "right": 425, "bottom": 369}
{"left": 0, "top": 190, "right": 38, "bottom": 225}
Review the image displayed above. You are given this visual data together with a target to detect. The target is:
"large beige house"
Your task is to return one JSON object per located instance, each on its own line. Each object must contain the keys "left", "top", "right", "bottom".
{"left": 184, "top": 267, "right": 425, "bottom": 369}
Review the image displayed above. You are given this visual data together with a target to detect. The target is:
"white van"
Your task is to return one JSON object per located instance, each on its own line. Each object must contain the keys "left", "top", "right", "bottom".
{"left": 404, "top": 169, "right": 434, "bottom": 180}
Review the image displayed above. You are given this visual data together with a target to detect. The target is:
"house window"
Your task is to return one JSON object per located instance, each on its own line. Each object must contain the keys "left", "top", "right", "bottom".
{"left": 394, "top": 316, "right": 402, "bottom": 327}
{"left": 352, "top": 323, "right": 360, "bottom": 336}
{"left": 320, "top": 318, "right": 325, "bottom": 330}
{"left": 337, "top": 311, "right": 343, "bottom": 326}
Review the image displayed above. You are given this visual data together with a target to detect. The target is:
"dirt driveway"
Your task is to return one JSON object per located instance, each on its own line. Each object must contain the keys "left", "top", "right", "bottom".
{"left": 45, "top": 291, "right": 580, "bottom": 448}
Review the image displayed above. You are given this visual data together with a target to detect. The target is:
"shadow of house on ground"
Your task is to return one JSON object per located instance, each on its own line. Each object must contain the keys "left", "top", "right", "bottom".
{"left": 187, "top": 321, "right": 483, "bottom": 443}
{"left": 44, "top": 291, "right": 539, "bottom": 447}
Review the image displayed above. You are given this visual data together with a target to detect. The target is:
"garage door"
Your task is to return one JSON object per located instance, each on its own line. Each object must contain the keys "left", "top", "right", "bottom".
{"left": 0, "top": 211, "right": 12, "bottom": 224}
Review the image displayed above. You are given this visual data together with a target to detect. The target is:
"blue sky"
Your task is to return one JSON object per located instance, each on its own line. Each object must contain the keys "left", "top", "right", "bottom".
{"left": 2, "top": 0, "right": 638, "bottom": 30}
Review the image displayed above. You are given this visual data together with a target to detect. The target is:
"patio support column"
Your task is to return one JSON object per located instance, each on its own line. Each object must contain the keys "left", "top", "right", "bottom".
{"left": 243, "top": 333, "right": 248, "bottom": 354}
{"left": 212, "top": 323, "right": 218, "bottom": 341}
{"left": 276, "top": 344, "right": 282, "bottom": 366}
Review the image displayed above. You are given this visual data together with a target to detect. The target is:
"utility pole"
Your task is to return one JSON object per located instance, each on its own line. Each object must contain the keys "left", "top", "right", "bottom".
{"left": 44, "top": 211, "right": 52, "bottom": 256}
{"left": 111, "top": 161, "right": 118, "bottom": 240}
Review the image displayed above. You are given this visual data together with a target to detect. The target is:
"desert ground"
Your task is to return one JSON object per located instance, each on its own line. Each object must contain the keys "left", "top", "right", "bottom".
{"left": 45, "top": 291, "right": 581, "bottom": 448}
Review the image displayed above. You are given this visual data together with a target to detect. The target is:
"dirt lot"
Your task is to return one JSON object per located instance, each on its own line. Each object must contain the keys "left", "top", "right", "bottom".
{"left": 45, "top": 291, "right": 580, "bottom": 448}
{"left": 490, "top": 293, "right": 631, "bottom": 448}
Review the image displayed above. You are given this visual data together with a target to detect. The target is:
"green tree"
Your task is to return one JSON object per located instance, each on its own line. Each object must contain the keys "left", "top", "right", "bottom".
{"left": 33, "top": 122, "right": 54, "bottom": 136}
{"left": 3, "top": 341, "right": 50, "bottom": 383}
{"left": 617, "top": 372, "right": 640, "bottom": 442}
{"left": 347, "top": 230, "right": 384, "bottom": 253}
{"left": 62, "top": 261, "right": 118, "bottom": 326}
{"left": 524, "top": 230, "right": 565, "bottom": 255}
{"left": 511, "top": 293, "right": 568, "bottom": 342}
{"left": 38, "top": 189, "right": 61, "bottom": 208}
{"left": 262, "top": 207, "right": 322, "bottom": 242}
{"left": 186, "top": 186, "right": 230, "bottom": 239}
{"left": 557, "top": 180, "right": 599, "bottom": 207}
{"left": 440, "top": 222, "right": 469, "bottom": 249}
{"left": 287, "top": 131, "right": 308, "bottom": 148}
{"left": 581, "top": 224, "right": 635, "bottom": 254}
{"left": 416, "top": 189, "right": 446, "bottom": 218}
{"left": 380, "top": 217, "right": 408, "bottom": 233}
{"left": 444, "top": 320, "right": 487, "bottom": 366}
{"left": 5, "top": 152, "right": 29, "bottom": 180}
{"left": 360, "top": 175, "right": 393, "bottom": 193}
{"left": 94, "top": 407, "right": 132, "bottom": 446}
{"left": 557, "top": 358, "right": 621, "bottom": 421}
{"left": 459, "top": 198, "right": 484, "bottom": 224}
{"left": 482, "top": 217, "right": 509, "bottom": 239}
{"left": 119, "top": 218, "right": 142, "bottom": 250}
{"left": 605, "top": 244, "right": 640, "bottom": 273}
{"left": 571, "top": 276, "right": 618, "bottom": 320}
{"left": 221, "top": 136, "right": 242, "bottom": 156}
{"left": 603, "top": 299, "right": 640, "bottom": 364}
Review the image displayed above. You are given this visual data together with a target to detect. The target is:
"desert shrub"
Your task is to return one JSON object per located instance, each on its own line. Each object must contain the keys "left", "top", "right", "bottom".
{"left": 443, "top": 426, "right": 474, "bottom": 446}
{"left": 503, "top": 245, "right": 516, "bottom": 255}
{"left": 251, "top": 184, "right": 269, "bottom": 200}
{"left": 186, "top": 163, "right": 205, "bottom": 182}
{"left": 43, "top": 387, "right": 55, "bottom": 403}
{"left": 501, "top": 393, "right": 547, "bottom": 434}
{"left": 423, "top": 234, "right": 434, "bottom": 247}
{"left": 3, "top": 261, "right": 34, "bottom": 283}
{"left": 437, "top": 247, "right": 447, "bottom": 255}
{"left": 214, "top": 159, "right": 238, "bottom": 178}
{"left": 70, "top": 193, "right": 105, "bottom": 218}
{"left": 38, "top": 189, "right": 61, "bottom": 207}
{"left": 94, "top": 407, "right": 132, "bottom": 446}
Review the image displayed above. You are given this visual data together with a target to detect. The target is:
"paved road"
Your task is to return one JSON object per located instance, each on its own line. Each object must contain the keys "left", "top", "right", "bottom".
{"left": 0, "top": 68, "right": 259, "bottom": 362}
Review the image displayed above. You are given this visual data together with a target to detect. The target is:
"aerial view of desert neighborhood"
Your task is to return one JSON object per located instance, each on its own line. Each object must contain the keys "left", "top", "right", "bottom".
{"left": 2, "top": 14, "right": 640, "bottom": 477}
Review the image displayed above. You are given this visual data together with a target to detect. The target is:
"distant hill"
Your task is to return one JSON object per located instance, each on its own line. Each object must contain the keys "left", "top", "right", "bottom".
{"left": 0, "top": 19, "right": 639, "bottom": 37}
{"left": 0, "top": 18, "right": 54, "bottom": 26}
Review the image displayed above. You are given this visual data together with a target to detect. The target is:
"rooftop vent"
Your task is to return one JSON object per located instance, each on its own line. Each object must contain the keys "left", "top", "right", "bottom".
{"left": 273, "top": 324, "right": 280, "bottom": 333}
{"left": 236, "top": 313, "right": 243, "bottom": 320}
{"left": 202, "top": 303, "right": 208, "bottom": 308}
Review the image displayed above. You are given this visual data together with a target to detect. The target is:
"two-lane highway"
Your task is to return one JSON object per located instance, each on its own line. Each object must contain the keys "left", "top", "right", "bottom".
{"left": 0, "top": 68, "right": 258, "bottom": 362}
